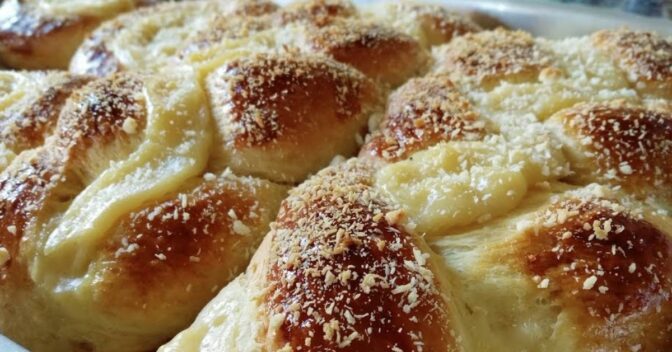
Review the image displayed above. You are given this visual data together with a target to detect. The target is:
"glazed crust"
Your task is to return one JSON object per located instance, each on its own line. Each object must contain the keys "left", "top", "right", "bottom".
{"left": 69, "top": 0, "right": 431, "bottom": 86}
{"left": 162, "top": 25, "right": 672, "bottom": 352}
{"left": 206, "top": 52, "right": 381, "bottom": 183}
{"left": 1, "top": 43, "right": 380, "bottom": 352}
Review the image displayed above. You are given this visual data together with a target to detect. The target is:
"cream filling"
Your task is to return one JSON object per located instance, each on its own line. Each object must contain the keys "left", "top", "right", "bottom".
{"left": 34, "top": 70, "right": 212, "bottom": 284}
{"left": 375, "top": 135, "right": 569, "bottom": 237}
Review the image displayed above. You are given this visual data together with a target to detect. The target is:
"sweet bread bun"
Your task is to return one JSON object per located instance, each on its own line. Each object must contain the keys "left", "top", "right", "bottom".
{"left": 205, "top": 52, "right": 381, "bottom": 183}
{"left": 0, "top": 44, "right": 382, "bottom": 351}
{"left": 545, "top": 101, "right": 672, "bottom": 197}
{"left": 0, "top": 0, "right": 155, "bottom": 69}
{"left": 162, "top": 26, "right": 672, "bottom": 352}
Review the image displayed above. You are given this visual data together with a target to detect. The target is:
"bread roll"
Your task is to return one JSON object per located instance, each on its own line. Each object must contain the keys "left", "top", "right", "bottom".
{"left": 205, "top": 52, "right": 381, "bottom": 183}
{"left": 0, "top": 0, "right": 156, "bottom": 69}
{"left": 162, "top": 25, "right": 672, "bottom": 352}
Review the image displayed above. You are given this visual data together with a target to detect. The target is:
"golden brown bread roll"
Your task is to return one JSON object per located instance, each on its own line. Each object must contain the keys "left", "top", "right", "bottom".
{"left": 205, "top": 53, "right": 381, "bottom": 183}
{"left": 546, "top": 101, "right": 672, "bottom": 198}
{"left": 0, "top": 0, "right": 158, "bottom": 70}
{"left": 162, "top": 26, "right": 672, "bottom": 352}
{"left": 0, "top": 45, "right": 382, "bottom": 351}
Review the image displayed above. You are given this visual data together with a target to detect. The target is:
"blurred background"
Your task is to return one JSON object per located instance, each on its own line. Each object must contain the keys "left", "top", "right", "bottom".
{"left": 551, "top": 0, "right": 672, "bottom": 18}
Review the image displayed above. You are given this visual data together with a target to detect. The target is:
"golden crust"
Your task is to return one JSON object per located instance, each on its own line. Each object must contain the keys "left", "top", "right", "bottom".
{"left": 93, "top": 171, "right": 287, "bottom": 338}
{"left": 0, "top": 3, "right": 96, "bottom": 69}
{"left": 513, "top": 194, "right": 672, "bottom": 350}
{"left": 0, "top": 71, "right": 91, "bottom": 153}
{"left": 432, "top": 28, "right": 554, "bottom": 90}
{"left": 547, "top": 101, "right": 672, "bottom": 196}
{"left": 162, "top": 17, "right": 672, "bottom": 352}
{"left": 307, "top": 20, "right": 429, "bottom": 86}
{"left": 71, "top": 0, "right": 277, "bottom": 76}
{"left": 0, "top": 73, "right": 146, "bottom": 270}
{"left": 0, "top": 70, "right": 289, "bottom": 352}
{"left": 206, "top": 52, "right": 381, "bottom": 183}
{"left": 361, "top": 75, "right": 487, "bottom": 161}
{"left": 593, "top": 28, "right": 672, "bottom": 98}
{"left": 266, "top": 159, "right": 457, "bottom": 351}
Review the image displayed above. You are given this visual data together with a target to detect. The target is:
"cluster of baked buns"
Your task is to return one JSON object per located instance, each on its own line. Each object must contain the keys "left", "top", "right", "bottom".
{"left": 0, "top": 0, "right": 671, "bottom": 351}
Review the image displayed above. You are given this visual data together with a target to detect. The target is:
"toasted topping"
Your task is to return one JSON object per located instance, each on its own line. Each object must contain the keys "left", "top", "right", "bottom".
{"left": 307, "top": 20, "right": 428, "bottom": 86}
{"left": 266, "top": 160, "right": 455, "bottom": 351}
{"left": 122, "top": 117, "right": 138, "bottom": 135}
{"left": 433, "top": 28, "right": 553, "bottom": 89}
{"left": 551, "top": 102, "right": 672, "bottom": 193}
{"left": 99, "top": 171, "right": 286, "bottom": 311}
{"left": 521, "top": 195, "right": 672, "bottom": 319}
{"left": 593, "top": 29, "right": 672, "bottom": 92}
{"left": 56, "top": 73, "right": 146, "bottom": 150}
{"left": 281, "top": 0, "right": 357, "bottom": 27}
{"left": 0, "top": 72, "right": 90, "bottom": 153}
{"left": 362, "top": 75, "right": 486, "bottom": 161}
{"left": 393, "top": 3, "right": 480, "bottom": 46}
{"left": 207, "top": 53, "right": 369, "bottom": 147}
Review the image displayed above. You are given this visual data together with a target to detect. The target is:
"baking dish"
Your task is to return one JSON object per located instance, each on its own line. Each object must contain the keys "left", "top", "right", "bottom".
{"left": 1, "top": 1, "right": 669, "bottom": 351}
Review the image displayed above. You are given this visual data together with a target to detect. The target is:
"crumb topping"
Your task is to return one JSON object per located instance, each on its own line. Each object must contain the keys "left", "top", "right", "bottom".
{"left": 266, "top": 160, "right": 454, "bottom": 351}
{"left": 522, "top": 194, "right": 672, "bottom": 320}
{"left": 593, "top": 29, "right": 672, "bottom": 86}
{"left": 432, "top": 28, "right": 553, "bottom": 88}
{"left": 207, "top": 53, "right": 368, "bottom": 147}
{"left": 362, "top": 75, "right": 486, "bottom": 161}
{"left": 0, "top": 73, "right": 90, "bottom": 153}
{"left": 555, "top": 101, "right": 672, "bottom": 192}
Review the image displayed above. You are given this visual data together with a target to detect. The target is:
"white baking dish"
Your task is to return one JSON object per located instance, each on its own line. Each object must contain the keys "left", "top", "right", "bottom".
{"left": 1, "top": 1, "right": 669, "bottom": 351}
{"left": 351, "top": 0, "right": 672, "bottom": 37}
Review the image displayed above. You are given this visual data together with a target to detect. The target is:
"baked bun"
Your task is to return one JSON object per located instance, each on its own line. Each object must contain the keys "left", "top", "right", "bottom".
{"left": 0, "top": 0, "right": 156, "bottom": 69}
{"left": 0, "top": 43, "right": 383, "bottom": 351}
{"left": 162, "top": 27, "right": 672, "bottom": 352}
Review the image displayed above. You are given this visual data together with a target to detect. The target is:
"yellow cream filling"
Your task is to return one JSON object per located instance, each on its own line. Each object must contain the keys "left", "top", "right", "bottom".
{"left": 36, "top": 70, "right": 212, "bottom": 280}
{"left": 376, "top": 135, "right": 568, "bottom": 237}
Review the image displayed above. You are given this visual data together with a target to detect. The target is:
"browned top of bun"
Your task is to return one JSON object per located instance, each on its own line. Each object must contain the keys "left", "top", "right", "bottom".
{"left": 433, "top": 28, "right": 553, "bottom": 88}
{"left": 280, "top": 0, "right": 357, "bottom": 27}
{"left": 265, "top": 160, "right": 455, "bottom": 351}
{"left": 553, "top": 101, "right": 672, "bottom": 191}
{"left": 0, "top": 73, "right": 90, "bottom": 153}
{"left": 593, "top": 29, "right": 672, "bottom": 86}
{"left": 208, "top": 53, "right": 374, "bottom": 148}
{"left": 513, "top": 196, "right": 672, "bottom": 348}
{"left": 362, "top": 75, "right": 486, "bottom": 161}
